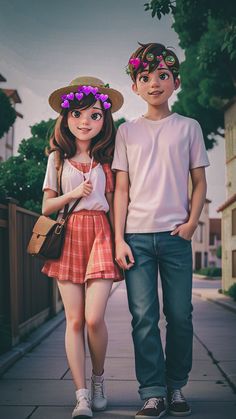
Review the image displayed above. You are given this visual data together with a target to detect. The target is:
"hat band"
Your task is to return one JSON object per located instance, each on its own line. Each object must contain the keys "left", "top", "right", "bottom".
{"left": 61, "top": 85, "right": 111, "bottom": 110}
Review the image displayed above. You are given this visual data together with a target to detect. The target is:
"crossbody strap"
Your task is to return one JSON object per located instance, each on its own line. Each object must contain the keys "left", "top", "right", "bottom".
{"left": 59, "top": 156, "right": 94, "bottom": 224}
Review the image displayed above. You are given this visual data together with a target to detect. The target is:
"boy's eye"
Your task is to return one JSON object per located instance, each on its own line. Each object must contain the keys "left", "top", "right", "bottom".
{"left": 139, "top": 75, "right": 149, "bottom": 83}
{"left": 91, "top": 112, "right": 103, "bottom": 121}
{"left": 159, "top": 73, "right": 169, "bottom": 80}
{"left": 71, "top": 110, "right": 81, "bottom": 118}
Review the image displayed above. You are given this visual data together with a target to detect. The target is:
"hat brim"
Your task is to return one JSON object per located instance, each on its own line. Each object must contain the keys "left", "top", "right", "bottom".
{"left": 49, "top": 84, "right": 124, "bottom": 114}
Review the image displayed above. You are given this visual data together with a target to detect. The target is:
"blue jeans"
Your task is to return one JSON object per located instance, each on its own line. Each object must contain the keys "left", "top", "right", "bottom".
{"left": 124, "top": 232, "right": 193, "bottom": 400}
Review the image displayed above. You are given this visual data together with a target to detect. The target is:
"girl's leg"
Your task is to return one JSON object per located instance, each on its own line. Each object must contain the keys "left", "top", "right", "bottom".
{"left": 57, "top": 280, "right": 86, "bottom": 389}
{"left": 85, "top": 279, "right": 113, "bottom": 375}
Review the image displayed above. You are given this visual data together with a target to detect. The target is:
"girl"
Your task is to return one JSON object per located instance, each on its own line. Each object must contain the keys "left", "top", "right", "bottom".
{"left": 41, "top": 76, "right": 124, "bottom": 418}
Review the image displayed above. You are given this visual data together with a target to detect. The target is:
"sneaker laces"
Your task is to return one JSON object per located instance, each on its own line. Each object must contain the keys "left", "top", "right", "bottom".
{"left": 143, "top": 397, "right": 163, "bottom": 409}
{"left": 77, "top": 395, "right": 91, "bottom": 407}
{"left": 92, "top": 380, "right": 105, "bottom": 399}
{"left": 170, "top": 389, "right": 185, "bottom": 404}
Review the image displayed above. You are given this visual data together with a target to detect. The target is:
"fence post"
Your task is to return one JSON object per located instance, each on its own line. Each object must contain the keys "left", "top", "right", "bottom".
{"left": 7, "top": 198, "right": 20, "bottom": 346}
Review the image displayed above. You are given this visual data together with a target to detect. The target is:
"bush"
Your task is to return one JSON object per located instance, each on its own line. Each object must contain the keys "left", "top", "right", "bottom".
{"left": 227, "top": 283, "right": 236, "bottom": 301}
{"left": 194, "top": 267, "right": 222, "bottom": 277}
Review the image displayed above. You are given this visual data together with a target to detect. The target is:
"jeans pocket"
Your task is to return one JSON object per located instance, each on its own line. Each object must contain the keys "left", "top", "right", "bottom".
{"left": 124, "top": 233, "right": 136, "bottom": 243}
{"left": 177, "top": 234, "right": 192, "bottom": 243}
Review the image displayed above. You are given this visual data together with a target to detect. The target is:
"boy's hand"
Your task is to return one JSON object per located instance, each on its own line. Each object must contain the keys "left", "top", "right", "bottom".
{"left": 115, "top": 239, "right": 135, "bottom": 270}
{"left": 170, "top": 221, "right": 198, "bottom": 241}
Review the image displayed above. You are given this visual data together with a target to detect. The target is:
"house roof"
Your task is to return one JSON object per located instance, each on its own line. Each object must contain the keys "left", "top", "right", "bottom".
{"left": 1, "top": 88, "right": 22, "bottom": 103}
{"left": 217, "top": 193, "right": 236, "bottom": 212}
{"left": 210, "top": 218, "right": 221, "bottom": 239}
{"left": 0, "top": 74, "right": 7, "bottom": 82}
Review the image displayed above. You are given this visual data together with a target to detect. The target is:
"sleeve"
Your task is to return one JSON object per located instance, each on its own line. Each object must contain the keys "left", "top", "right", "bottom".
{"left": 102, "top": 163, "right": 115, "bottom": 193}
{"left": 189, "top": 121, "right": 210, "bottom": 169}
{"left": 111, "top": 125, "right": 128, "bottom": 172}
{"left": 42, "top": 152, "right": 58, "bottom": 192}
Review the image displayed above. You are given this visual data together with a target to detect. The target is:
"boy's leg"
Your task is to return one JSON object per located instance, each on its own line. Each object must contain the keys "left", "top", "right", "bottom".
{"left": 125, "top": 233, "right": 166, "bottom": 400}
{"left": 158, "top": 232, "right": 193, "bottom": 389}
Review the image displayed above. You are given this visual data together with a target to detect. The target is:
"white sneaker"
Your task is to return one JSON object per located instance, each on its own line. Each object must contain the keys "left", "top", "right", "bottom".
{"left": 72, "top": 388, "right": 92, "bottom": 418}
{"left": 91, "top": 372, "right": 107, "bottom": 411}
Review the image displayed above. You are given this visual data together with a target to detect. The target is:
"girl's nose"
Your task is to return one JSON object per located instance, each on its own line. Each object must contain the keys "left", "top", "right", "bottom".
{"left": 80, "top": 113, "right": 90, "bottom": 125}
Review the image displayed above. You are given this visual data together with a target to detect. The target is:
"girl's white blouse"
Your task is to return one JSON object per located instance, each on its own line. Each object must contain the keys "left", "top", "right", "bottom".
{"left": 42, "top": 152, "right": 109, "bottom": 213}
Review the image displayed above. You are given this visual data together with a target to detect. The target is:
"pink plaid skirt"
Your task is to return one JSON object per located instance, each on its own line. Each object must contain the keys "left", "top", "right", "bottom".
{"left": 42, "top": 210, "right": 123, "bottom": 283}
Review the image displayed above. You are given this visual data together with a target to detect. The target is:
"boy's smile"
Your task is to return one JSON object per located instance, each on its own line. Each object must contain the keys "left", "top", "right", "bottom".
{"left": 132, "top": 61, "right": 180, "bottom": 108}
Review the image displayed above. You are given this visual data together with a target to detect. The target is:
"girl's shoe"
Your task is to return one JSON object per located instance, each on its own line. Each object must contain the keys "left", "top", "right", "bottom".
{"left": 72, "top": 388, "right": 93, "bottom": 418}
{"left": 91, "top": 371, "right": 107, "bottom": 411}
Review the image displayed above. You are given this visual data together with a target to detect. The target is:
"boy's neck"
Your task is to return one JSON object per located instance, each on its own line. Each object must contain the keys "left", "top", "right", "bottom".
{"left": 143, "top": 103, "right": 172, "bottom": 121}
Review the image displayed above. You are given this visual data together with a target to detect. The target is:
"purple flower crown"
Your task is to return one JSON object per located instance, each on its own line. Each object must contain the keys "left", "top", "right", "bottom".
{"left": 126, "top": 51, "right": 179, "bottom": 76}
{"left": 61, "top": 85, "right": 111, "bottom": 110}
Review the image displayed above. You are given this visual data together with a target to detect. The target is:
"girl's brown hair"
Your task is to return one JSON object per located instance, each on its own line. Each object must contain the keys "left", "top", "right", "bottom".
{"left": 48, "top": 94, "right": 116, "bottom": 168}
{"left": 128, "top": 42, "right": 180, "bottom": 82}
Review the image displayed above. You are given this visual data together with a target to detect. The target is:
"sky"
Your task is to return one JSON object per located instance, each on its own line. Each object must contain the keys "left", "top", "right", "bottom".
{"left": 0, "top": 0, "right": 226, "bottom": 217}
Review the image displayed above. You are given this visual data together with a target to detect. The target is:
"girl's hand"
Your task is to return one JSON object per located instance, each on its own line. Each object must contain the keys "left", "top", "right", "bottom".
{"left": 70, "top": 180, "right": 93, "bottom": 199}
{"left": 115, "top": 239, "right": 135, "bottom": 270}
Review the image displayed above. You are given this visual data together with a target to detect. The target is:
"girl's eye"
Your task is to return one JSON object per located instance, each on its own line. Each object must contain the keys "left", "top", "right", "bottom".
{"left": 91, "top": 112, "right": 103, "bottom": 121}
{"left": 159, "top": 73, "right": 169, "bottom": 80}
{"left": 71, "top": 110, "right": 81, "bottom": 118}
{"left": 139, "top": 75, "right": 149, "bottom": 83}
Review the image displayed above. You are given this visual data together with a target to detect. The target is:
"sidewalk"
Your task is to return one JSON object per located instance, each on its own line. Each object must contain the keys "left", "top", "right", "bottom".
{"left": 0, "top": 279, "right": 236, "bottom": 419}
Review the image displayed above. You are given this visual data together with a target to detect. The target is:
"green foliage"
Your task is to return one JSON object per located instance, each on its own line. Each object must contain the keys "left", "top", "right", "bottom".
{"left": 114, "top": 118, "right": 126, "bottom": 129}
{"left": 227, "top": 283, "right": 236, "bottom": 301}
{"left": 0, "top": 119, "right": 54, "bottom": 213}
{"left": 194, "top": 267, "right": 222, "bottom": 277}
{"left": 0, "top": 90, "right": 17, "bottom": 138}
{"left": 144, "top": 0, "right": 236, "bottom": 147}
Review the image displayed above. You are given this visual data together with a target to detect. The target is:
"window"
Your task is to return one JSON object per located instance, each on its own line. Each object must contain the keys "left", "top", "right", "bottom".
{"left": 233, "top": 250, "right": 236, "bottom": 278}
{"left": 232, "top": 208, "right": 236, "bottom": 236}
{"left": 196, "top": 223, "right": 204, "bottom": 243}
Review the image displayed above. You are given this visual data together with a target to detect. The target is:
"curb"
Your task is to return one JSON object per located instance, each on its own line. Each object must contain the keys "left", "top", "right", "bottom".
{"left": 0, "top": 311, "right": 65, "bottom": 377}
{"left": 192, "top": 291, "right": 236, "bottom": 314}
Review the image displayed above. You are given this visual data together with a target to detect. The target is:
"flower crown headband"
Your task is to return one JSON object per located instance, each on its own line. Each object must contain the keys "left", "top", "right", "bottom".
{"left": 126, "top": 50, "right": 179, "bottom": 76}
{"left": 61, "top": 85, "right": 111, "bottom": 110}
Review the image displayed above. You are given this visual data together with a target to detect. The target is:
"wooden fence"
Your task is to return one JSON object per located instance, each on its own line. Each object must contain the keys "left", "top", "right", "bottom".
{"left": 0, "top": 199, "right": 63, "bottom": 355}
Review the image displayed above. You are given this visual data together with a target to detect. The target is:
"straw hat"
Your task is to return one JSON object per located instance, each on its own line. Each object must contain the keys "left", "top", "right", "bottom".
{"left": 49, "top": 76, "right": 124, "bottom": 113}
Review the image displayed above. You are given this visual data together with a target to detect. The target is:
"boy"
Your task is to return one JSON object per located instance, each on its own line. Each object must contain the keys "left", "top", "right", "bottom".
{"left": 112, "top": 42, "right": 209, "bottom": 418}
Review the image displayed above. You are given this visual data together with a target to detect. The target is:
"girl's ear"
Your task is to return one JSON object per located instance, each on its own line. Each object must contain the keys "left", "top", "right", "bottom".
{"left": 174, "top": 77, "right": 180, "bottom": 90}
{"left": 132, "top": 83, "right": 139, "bottom": 95}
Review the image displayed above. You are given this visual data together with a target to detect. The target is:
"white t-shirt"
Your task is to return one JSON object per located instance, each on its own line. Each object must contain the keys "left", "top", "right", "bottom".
{"left": 43, "top": 152, "right": 110, "bottom": 213}
{"left": 112, "top": 113, "right": 210, "bottom": 233}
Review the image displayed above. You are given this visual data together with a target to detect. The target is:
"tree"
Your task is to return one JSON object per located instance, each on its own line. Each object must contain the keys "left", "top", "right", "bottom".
{"left": 0, "top": 119, "right": 55, "bottom": 213}
{"left": 0, "top": 90, "right": 16, "bottom": 139}
{"left": 144, "top": 0, "right": 236, "bottom": 148}
{"left": 0, "top": 117, "right": 126, "bottom": 213}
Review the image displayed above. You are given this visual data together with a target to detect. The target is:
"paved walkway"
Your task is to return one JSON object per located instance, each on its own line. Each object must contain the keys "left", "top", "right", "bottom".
{"left": 0, "top": 277, "right": 236, "bottom": 418}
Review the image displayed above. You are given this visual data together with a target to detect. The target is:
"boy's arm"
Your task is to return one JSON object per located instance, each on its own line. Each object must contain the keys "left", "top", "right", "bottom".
{"left": 114, "top": 171, "right": 135, "bottom": 270}
{"left": 171, "top": 167, "right": 207, "bottom": 240}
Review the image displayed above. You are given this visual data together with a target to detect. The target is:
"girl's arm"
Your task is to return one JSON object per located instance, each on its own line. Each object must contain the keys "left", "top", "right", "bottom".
{"left": 42, "top": 180, "right": 93, "bottom": 216}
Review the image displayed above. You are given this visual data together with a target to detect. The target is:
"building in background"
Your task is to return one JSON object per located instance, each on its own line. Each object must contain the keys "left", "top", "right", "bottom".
{"left": 218, "top": 97, "right": 236, "bottom": 291}
{"left": 0, "top": 75, "right": 23, "bottom": 161}
{"left": 192, "top": 199, "right": 211, "bottom": 270}
{"left": 209, "top": 218, "right": 222, "bottom": 268}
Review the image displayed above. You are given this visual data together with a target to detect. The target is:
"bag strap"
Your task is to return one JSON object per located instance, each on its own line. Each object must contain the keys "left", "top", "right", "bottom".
{"left": 57, "top": 156, "right": 94, "bottom": 224}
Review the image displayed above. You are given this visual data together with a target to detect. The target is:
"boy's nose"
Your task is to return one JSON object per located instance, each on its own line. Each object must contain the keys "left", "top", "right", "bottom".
{"left": 150, "top": 74, "right": 160, "bottom": 87}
